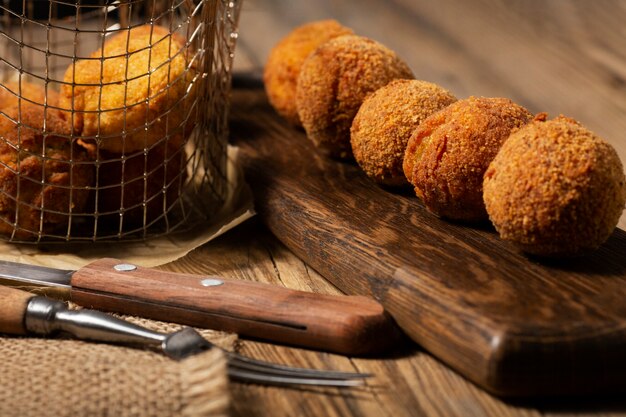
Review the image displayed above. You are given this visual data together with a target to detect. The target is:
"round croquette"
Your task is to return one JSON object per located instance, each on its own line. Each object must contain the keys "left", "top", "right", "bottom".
{"left": 483, "top": 115, "right": 626, "bottom": 256}
{"left": 264, "top": 20, "right": 353, "bottom": 126}
{"left": 403, "top": 96, "right": 533, "bottom": 221}
{"left": 296, "top": 35, "right": 414, "bottom": 159}
{"left": 0, "top": 81, "right": 59, "bottom": 109}
{"left": 90, "top": 140, "right": 186, "bottom": 228}
{"left": 350, "top": 79, "right": 457, "bottom": 186}
{"left": 0, "top": 103, "right": 93, "bottom": 239}
{"left": 60, "top": 25, "right": 196, "bottom": 153}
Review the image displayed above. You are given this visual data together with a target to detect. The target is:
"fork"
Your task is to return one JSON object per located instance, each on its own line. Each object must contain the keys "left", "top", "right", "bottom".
{"left": 7, "top": 293, "right": 372, "bottom": 387}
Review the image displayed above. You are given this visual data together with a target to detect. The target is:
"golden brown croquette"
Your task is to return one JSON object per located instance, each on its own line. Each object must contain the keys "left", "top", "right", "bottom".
{"left": 0, "top": 103, "right": 93, "bottom": 239}
{"left": 264, "top": 20, "right": 353, "bottom": 126}
{"left": 350, "top": 79, "right": 457, "bottom": 186}
{"left": 90, "top": 140, "right": 186, "bottom": 228}
{"left": 403, "top": 96, "right": 533, "bottom": 221}
{"left": 483, "top": 114, "right": 626, "bottom": 256}
{"left": 0, "top": 81, "right": 59, "bottom": 109}
{"left": 60, "top": 25, "right": 196, "bottom": 153}
{"left": 296, "top": 35, "right": 414, "bottom": 159}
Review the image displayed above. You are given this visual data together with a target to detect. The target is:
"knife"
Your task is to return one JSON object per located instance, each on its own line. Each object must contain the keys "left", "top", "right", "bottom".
{"left": 0, "top": 258, "right": 399, "bottom": 355}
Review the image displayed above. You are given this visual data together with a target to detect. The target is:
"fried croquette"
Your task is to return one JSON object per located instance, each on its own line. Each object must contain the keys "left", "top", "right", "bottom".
{"left": 296, "top": 35, "right": 414, "bottom": 159}
{"left": 60, "top": 25, "right": 196, "bottom": 153}
{"left": 264, "top": 20, "right": 353, "bottom": 126}
{"left": 0, "top": 81, "right": 59, "bottom": 108}
{"left": 483, "top": 115, "right": 626, "bottom": 256}
{"left": 90, "top": 140, "right": 186, "bottom": 227}
{"left": 403, "top": 96, "right": 533, "bottom": 221}
{"left": 351, "top": 79, "right": 457, "bottom": 186}
{"left": 0, "top": 103, "right": 93, "bottom": 239}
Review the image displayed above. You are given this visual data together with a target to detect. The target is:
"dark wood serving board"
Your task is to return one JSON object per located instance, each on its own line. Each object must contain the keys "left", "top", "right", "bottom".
{"left": 230, "top": 85, "right": 626, "bottom": 398}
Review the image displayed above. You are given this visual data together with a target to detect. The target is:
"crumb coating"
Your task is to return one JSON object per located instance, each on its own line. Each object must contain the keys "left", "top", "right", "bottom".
{"left": 90, "top": 140, "right": 186, "bottom": 227}
{"left": 483, "top": 115, "right": 626, "bottom": 256}
{"left": 264, "top": 20, "right": 353, "bottom": 126}
{"left": 403, "top": 96, "right": 533, "bottom": 221}
{"left": 60, "top": 25, "right": 196, "bottom": 153}
{"left": 0, "top": 103, "right": 93, "bottom": 239}
{"left": 0, "top": 81, "right": 59, "bottom": 108}
{"left": 351, "top": 79, "right": 456, "bottom": 186}
{"left": 296, "top": 35, "right": 414, "bottom": 159}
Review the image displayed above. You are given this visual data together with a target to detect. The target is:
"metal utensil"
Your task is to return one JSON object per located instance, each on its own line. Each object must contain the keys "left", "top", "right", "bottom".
{"left": 1, "top": 285, "right": 372, "bottom": 387}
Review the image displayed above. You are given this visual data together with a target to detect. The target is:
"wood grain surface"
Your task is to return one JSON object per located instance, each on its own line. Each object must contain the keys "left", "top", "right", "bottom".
{"left": 0, "top": 285, "right": 33, "bottom": 335}
{"left": 163, "top": 220, "right": 626, "bottom": 417}
{"left": 158, "top": 0, "right": 626, "bottom": 415}
{"left": 70, "top": 258, "right": 398, "bottom": 355}
{"left": 206, "top": 0, "right": 626, "bottom": 413}
{"left": 232, "top": 83, "right": 626, "bottom": 397}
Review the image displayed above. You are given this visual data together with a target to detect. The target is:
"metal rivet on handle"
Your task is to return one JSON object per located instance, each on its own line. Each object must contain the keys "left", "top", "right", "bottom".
{"left": 114, "top": 263, "right": 137, "bottom": 272}
{"left": 201, "top": 278, "right": 224, "bottom": 287}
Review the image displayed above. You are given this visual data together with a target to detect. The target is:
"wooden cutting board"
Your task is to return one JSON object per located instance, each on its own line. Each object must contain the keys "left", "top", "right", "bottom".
{"left": 231, "top": 85, "right": 626, "bottom": 398}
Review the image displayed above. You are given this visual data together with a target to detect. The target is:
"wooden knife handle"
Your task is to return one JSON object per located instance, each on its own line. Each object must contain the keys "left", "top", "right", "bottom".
{"left": 0, "top": 285, "right": 34, "bottom": 335}
{"left": 70, "top": 258, "right": 401, "bottom": 355}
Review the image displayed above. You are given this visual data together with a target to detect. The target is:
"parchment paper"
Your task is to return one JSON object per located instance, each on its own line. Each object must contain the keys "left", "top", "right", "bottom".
{"left": 0, "top": 145, "right": 255, "bottom": 270}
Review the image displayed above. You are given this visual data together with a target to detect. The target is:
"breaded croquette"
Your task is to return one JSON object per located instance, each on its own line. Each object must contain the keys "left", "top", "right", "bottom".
{"left": 483, "top": 114, "right": 626, "bottom": 256}
{"left": 0, "top": 81, "right": 59, "bottom": 109}
{"left": 351, "top": 79, "right": 456, "bottom": 186}
{"left": 60, "top": 25, "right": 196, "bottom": 153}
{"left": 296, "top": 35, "right": 414, "bottom": 159}
{"left": 0, "top": 103, "right": 93, "bottom": 239}
{"left": 403, "top": 96, "right": 533, "bottom": 221}
{"left": 91, "top": 140, "right": 186, "bottom": 227}
{"left": 264, "top": 20, "right": 353, "bottom": 126}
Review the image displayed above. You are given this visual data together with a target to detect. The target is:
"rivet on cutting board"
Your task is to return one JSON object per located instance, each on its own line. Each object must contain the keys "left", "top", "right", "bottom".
{"left": 114, "top": 263, "right": 137, "bottom": 272}
{"left": 201, "top": 278, "right": 224, "bottom": 287}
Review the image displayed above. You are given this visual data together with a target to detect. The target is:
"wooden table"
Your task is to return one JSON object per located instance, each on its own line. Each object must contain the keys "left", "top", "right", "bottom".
{"left": 166, "top": 0, "right": 626, "bottom": 415}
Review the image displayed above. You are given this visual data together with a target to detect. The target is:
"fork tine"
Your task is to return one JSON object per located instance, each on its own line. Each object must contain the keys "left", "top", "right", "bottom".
{"left": 227, "top": 368, "right": 367, "bottom": 387}
{"left": 165, "top": 328, "right": 373, "bottom": 385}
{"left": 225, "top": 351, "right": 372, "bottom": 380}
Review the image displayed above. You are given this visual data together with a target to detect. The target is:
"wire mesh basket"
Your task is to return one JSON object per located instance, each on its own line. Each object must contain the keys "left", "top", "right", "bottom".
{"left": 0, "top": 0, "right": 241, "bottom": 242}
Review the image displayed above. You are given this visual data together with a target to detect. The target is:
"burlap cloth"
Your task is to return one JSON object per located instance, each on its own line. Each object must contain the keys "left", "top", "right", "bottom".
{"left": 0, "top": 308, "right": 237, "bottom": 417}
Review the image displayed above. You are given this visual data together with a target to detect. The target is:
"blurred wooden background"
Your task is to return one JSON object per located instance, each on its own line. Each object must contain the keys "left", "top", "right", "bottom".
{"left": 234, "top": 0, "right": 626, "bottom": 229}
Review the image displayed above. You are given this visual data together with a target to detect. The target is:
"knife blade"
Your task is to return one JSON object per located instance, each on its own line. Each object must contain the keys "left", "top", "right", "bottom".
{"left": 0, "top": 258, "right": 399, "bottom": 355}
